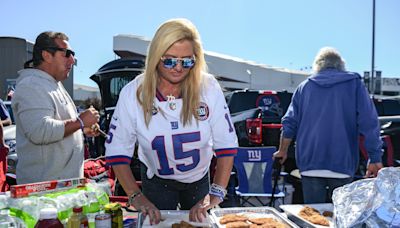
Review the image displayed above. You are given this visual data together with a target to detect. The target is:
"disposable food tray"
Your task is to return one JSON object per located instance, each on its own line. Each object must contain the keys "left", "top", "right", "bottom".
{"left": 280, "top": 203, "right": 334, "bottom": 228}
{"left": 209, "top": 206, "right": 299, "bottom": 228}
{"left": 137, "top": 210, "right": 211, "bottom": 228}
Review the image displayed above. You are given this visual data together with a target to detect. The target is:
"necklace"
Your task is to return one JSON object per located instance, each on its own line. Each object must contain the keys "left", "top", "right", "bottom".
{"left": 166, "top": 94, "right": 176, "bottom": 110}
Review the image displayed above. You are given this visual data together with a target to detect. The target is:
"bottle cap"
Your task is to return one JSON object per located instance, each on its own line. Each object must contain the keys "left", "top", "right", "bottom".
{"left": 39, "top": 208, "right": 58, "bottom": 219}
{"left": 104, "top": 203, "right": 121, "bottom": 210}
{"left": 73, "top": 207, "right": 83, "bottom": 213}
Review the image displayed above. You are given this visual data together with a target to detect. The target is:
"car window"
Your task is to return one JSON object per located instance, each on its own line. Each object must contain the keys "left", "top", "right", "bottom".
{"left": 110, "top": 76, "right": 134, "bottom": 105}
{"left": 227, "top": 91, "right": 292, "bottom": 115}
{"left": 227, "top": 92, "right": 260, "bottom": 113}
{"left": 381, "top": 100, "right": 400, "bottom": 116}
{"left": 98, "top": 71, "right": 140, "bottom": 108}
{"left": 225, "top": 90, "right": 293, "bottom": 124}
{"left": 374, "top": 99, "right": 400, "bottom": 116}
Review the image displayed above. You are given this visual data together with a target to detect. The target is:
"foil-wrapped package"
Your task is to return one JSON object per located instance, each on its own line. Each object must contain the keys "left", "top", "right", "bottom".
{"left": 332, "top": 167, "right": 400, "bottom": 227}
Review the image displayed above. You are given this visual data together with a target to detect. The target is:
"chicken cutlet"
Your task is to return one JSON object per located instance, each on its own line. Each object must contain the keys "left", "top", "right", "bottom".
{"left": 249, "top": 219, "right": 285, "bottom": 228}
{"left": 219, "top": 214, "right": 249, "bottom": 224}
{"left": 298, "top": 206, "right": 330, "bottom": 226}
{"left": 225, "top": 221, "right": 250, "bottom": 228}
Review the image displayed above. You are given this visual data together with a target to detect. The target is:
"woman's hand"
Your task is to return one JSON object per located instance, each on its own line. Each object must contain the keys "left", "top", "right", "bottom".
{"left": 189, "top": 194, "right": 222, "bottom": 222}
{"left": 132, "top": 193, "right": 162, "bottom": 225}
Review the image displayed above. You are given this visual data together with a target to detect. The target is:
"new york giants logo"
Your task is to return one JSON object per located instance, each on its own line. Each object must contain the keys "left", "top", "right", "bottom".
{"left": 262, "top": 97, "right": 273, "bottom": 106}
{"left": 170, "top": 121, "right": 179, "bottom": 130}
{"left": 196, "top": 102, "right": 209, "bottom": 121}
{"left": 247, "top": 149, "right": 262, "bottom": 161}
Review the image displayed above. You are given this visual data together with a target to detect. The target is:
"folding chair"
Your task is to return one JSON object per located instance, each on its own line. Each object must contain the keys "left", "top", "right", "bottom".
{"left": 234, "top": 146, "right": 286, "bottom": 207}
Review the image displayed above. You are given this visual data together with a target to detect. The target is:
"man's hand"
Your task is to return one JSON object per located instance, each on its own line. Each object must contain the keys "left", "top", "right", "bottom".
{"left": 273, "top": 150, "right": 287, "bottom": 164}
{"left": 273, "top": 136, "right": 292, "bottom": 164}
{"left": 79, "top": 106, "right": 100, "bottom": 128}
{"left": 365, "top": 162, "right": 383, "bottom": 178}
{"left": 83, "top": 124, "right": 101, "bottom": 137}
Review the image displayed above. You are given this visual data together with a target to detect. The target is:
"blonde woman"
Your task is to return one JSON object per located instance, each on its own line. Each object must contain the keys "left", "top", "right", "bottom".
{"left": 105, "top": 18, "right": 238, "bottom": 224}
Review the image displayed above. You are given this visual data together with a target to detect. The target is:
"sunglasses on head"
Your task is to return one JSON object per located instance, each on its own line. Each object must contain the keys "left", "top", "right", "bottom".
{"left": 43, "top": 47, "right": 75, "bottom": 58}
{"left": 160, "top": 56, "right": 196, "bottom": 69}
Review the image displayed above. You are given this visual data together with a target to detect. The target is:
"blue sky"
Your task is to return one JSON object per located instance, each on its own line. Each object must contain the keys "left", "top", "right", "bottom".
{"left": 1, "top": 0, "right": 399, "bottom": 87}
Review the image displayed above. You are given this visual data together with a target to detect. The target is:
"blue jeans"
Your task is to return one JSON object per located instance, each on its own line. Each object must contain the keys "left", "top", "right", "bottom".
{"left": 301, "top": 176, "right": 353, "bottom": 204}
{"left": 140, "top": 163, "right": 210, "bottom": 210}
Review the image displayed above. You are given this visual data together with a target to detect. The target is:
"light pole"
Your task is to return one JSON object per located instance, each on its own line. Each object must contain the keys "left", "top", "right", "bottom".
{"left": 247, "top": 69, "right": 252, "bottom": 90}
{"left": 371, "top": 0, "right": 376, "bottom": 94}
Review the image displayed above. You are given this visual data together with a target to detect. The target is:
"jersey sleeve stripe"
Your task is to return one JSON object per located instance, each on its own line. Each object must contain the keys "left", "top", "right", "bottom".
{"left": 106, "top": 155, "right": 132, "bottom": 166}
{"left": 214, "top": 148, "right": 237, "bottom": 157}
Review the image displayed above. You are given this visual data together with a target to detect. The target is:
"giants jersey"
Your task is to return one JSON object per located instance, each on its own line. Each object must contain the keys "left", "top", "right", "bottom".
{"left": 105, "top": 73, "right": 238, "bottom": 183}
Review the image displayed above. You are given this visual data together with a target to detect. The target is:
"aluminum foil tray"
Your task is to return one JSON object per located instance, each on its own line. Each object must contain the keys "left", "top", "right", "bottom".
{"left": 209, "top": 207, "right": 299, "bottom": 228}
{"left": 280, "top": 203, "right": 334, "bottom": 228}
{"left": 137, "top": 210, "right": 212, "bottom": 228}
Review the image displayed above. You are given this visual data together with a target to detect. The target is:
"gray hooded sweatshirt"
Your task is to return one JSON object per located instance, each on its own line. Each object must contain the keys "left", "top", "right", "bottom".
{"left": 12, "top": 69, "right": 84, "bottom": 184}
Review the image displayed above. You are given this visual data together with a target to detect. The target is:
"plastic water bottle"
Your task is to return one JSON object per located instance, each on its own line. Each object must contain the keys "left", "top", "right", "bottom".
{"left": 0, "top": 209, "right": 16, "bottom": 227}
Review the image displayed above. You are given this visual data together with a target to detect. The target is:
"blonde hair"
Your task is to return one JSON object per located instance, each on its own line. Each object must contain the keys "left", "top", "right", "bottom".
{"left": 312, "top": 47, "right": 346, "bottom": 73}
{"left": 137, "top": 18, "right": 207, "bottom": 127}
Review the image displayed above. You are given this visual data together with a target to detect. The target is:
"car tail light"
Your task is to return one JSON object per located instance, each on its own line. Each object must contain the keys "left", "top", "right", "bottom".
{"left": 246, "top": 118, "right": 263, "bottom": 145}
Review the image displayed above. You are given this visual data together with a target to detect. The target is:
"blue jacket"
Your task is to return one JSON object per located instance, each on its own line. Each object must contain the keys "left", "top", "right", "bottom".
{"left": 282, "top": 69, "right": 382, "bottom": 176}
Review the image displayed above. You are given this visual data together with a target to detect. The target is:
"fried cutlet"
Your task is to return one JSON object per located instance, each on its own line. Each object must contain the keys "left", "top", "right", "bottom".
{"left": 219, "top": 214, "right": 249, "bottom": 224}
{"left": 298, "top": 206, "right": 330, "bottom": 226}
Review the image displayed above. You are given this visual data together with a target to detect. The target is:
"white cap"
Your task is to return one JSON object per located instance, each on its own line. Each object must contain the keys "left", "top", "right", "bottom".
{"left": 39, "top": 208, "right": 58, "bottom": 219}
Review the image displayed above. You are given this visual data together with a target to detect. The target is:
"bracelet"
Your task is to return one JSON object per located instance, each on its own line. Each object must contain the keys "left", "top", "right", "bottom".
{"left": 211, "top": 183, "right": 227, "bottom": 195}
{"left": 209, "top": 183, "right": 227, "bottom": 202}
{"left": 126, "top": 191, "right": 142, "bottom": 208}
{"left": 209, "top": 191, "right": 224, "bottom": 202}
{"left": 77, "top": 116, "right": 84, "bottom": 131}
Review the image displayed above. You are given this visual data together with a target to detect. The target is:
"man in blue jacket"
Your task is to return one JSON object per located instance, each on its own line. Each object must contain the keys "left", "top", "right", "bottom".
{"left": 273, "top": 47, "right": 383, "bottom": 203}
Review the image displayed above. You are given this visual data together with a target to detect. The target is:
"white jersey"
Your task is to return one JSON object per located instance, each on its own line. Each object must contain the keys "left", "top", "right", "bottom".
{"left": 105, "top": 73, "right": 238, "bottom": 183}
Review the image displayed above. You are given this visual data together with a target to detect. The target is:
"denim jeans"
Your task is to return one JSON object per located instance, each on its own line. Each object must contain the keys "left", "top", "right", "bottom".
{"left": 301, "top": 176, "right": 353, "bottom": 204}
{"left": 140, "top": 163, "right": 210, "bottom": 210}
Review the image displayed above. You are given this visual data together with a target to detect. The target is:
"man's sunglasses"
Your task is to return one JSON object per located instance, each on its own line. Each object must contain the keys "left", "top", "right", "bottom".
{"left": 160, "top": 56, "right": 196, "bottom": 69}
{"left": 43, "top": 47, "right": 75, "bottom": 58}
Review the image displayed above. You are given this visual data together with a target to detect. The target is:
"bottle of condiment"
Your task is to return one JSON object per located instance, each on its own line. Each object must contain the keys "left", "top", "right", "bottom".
{"left": 104, "top": 203, "right": 123, "bottom": 228}
{"left": 67, "top": 208, "right": 80, "bottom": 228}
{"left": 68, "top": 207, "right": 88, "bottom": 228}
{"left": 34, "top": 208, "right": 63, "bottom": 228}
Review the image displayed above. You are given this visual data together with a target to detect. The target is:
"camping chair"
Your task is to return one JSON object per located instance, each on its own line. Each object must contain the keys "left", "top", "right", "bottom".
{"left": 234, "top": 146, "right": 286, "bottom": 207}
